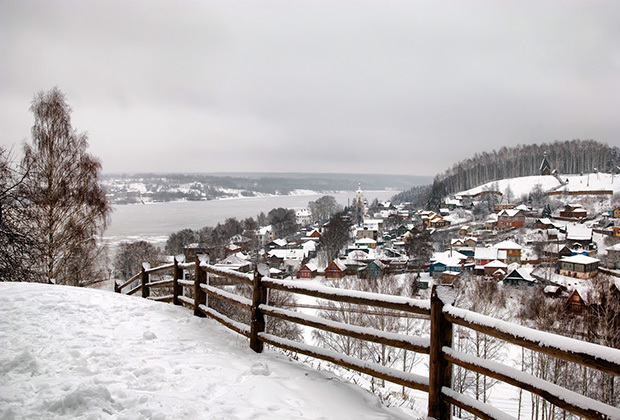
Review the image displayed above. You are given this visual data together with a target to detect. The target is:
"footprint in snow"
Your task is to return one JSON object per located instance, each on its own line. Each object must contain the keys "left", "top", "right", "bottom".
{"left": 249, "top": 362, "right": 270, "bottom": 376}
{"left": 143, "top": 331, "right": 157, "bottom": 340}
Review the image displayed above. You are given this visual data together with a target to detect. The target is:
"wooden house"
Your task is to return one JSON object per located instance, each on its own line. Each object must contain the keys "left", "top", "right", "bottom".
{"left": 430, "top": 252, "right": 464, "bottom": 279}
{"left": 497, "top": 209, "right": 525, "bottom": 230}
{"left": 474, "top": 247, "right": 507, "bottom": 274}
{"left": 566, "top": 225, "right": 593, "bottom": 249}
{"left": 608, "top": 207, "right": 620, "bottom": 218}
{"left": 485, "top": 213, "right": 498, "bottom": 230}
{"left": 535, "top": 218, "right": 554, "bottom": 229}
{"left": 503, "top": 267, "right": 536, "bottom": 287}
{"left": 605, "top": 243, "right": 620, "bottom": 269}
{"left": 297, "top": 263, "right": 318, "bottom": 279}
{"left": 325, "top": 259, "right": 347, "bottom": 279}
{"left": 559, "top": 255, "right": 599, "bottom": 279}
{"left": 359, "top": 260, "right": 387, "bottom": 279}
{"left": 566, "top": 289, "right": 587, "bottom": 314}
{"left": 559, "top": 204, "right": 587, "bottom": 220}
{"left": 483, "top": 259, "right": 508, "bottom": 277}
{"left": 494, "top": 240, "right": 522, "bottom": 264}
{"left": 214, "top": 254, "right": 251, "bottom": 273}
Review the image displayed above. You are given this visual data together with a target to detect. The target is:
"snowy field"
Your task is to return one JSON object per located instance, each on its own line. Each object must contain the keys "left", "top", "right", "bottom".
{"left": 0, "top": 282, "right": 413, "bottom": 419}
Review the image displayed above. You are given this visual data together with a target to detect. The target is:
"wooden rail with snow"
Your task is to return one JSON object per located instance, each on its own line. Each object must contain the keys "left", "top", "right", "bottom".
{"left": 116, "top": 262, "right": 620, "bottom": 420}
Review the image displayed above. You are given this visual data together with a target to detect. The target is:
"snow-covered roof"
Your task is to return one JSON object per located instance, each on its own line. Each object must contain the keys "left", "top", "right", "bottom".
{"left": 560, "top": 255, "right": 600, "bottom": 264}
{"left": 506, "top": 267, "right": 535, "bottom": 282}
{"left": 566, "top": 224, "right": 592, "bottom": 241}
{"left": 494, "top": 240, "right": 522, "bottom": 250}
{"left": 272, "top": 238, "right": 288, "bottom": 247}
{"left": 606, "top": 243, "right": 620, "bottom": 252}
{"left": 329, "top": 259, "right": 348, "bottom": 271}
{"left": 268, "top": 249, "right": 306, "bottom": 260}
{"left": 485, "top": 259, "right": 508, "bottom": 268}
{"left": 302, "top": 241, "right": 317, "bottom": 252}
{"left": 475, "top": 247, "right": 506, "bottom": 260}
{"left": 300, "top": 262, "right": 318, "bottom": 272}
{"left": 498, "top": 209, "right": 523, "bottom": 217}
{"left": 544, "top": 285, "right": 560, "bottom": 294}
{"left": 485, "top": 213, "right": 498, "bottom": 222}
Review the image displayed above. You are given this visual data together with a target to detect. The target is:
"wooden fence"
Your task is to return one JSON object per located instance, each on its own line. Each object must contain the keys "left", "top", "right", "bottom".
{"left": 115, "top": 258, "right": 620, "bottom": 420}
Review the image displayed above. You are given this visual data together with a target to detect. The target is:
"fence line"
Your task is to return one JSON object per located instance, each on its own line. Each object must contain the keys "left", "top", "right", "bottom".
{"left": 115, "top": 259, "right": 620, "bottom": 420}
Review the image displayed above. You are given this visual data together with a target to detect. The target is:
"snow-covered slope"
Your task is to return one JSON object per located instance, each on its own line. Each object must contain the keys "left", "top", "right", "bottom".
{"left": 0, "top": 282, "right": 411, "bottom": 419}
{"left": 458, "top": 173, "right": 620, "bottom": 198}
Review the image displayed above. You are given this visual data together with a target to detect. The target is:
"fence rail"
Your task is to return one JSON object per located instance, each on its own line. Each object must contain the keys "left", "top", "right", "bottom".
{"left": 115, "top": 259, "right": 620, "bottom": 420}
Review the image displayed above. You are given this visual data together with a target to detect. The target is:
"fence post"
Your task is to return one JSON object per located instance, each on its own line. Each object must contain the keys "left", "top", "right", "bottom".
{"left": 428, "top": 284, "right": 454, "bottom": 419}
{"left": 172, "top": 258, "right": 182, "bottom": 306}
{"left": 194, "top": 256, "right": 207, "bottom": 317}
{"left": 250, "top": 267, "right": 266, "bottom": 353}
{"left": 141, "top": 264, "right": 149, "bottom": 299}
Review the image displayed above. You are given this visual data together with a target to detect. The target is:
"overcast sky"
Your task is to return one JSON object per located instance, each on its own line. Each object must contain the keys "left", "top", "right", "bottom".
{"left": 1, "top": 1, "right": 619, "bottom": 176}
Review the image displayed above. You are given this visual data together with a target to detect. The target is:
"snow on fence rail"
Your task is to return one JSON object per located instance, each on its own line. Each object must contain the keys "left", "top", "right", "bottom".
{"left": 115, "top": 259, "right": 620, "bottom": 420}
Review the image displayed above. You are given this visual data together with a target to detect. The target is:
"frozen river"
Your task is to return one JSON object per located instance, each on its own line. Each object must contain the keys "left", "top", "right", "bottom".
{"left": 102, "top": 190, "right": 397, "bottom": 248}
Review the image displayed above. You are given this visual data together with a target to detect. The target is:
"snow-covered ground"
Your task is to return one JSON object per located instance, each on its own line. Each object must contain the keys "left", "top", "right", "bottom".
{"left": 459, "top": 173, "right": 620, "bottom": 199}
{"left": 0, "top": 282, "right": 413, "bottom": 420}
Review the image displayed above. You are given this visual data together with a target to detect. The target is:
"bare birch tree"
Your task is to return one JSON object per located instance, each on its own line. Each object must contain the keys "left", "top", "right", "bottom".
{"left": 20, "top": 87, "right": 110, "bottom": 286}
{"left": 0, "top": 147, "right": 37, "bottom": 281}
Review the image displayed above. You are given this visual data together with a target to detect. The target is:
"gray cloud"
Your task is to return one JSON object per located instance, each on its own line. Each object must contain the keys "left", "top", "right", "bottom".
{"left": 1, "top": 0, "right": 619, "bottom": 175}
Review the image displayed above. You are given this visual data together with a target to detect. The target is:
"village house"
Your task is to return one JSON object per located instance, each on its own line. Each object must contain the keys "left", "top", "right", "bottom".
{"left": 265, "top": 238, "right": 288, "bottom": 252}
{"left": 605, "top": 243, "right": 620, "bottom": 269}
{"left": 295, "top": 208, "right": 312, "bottom": 226}
{"left": 355, "top": 237, "right": 377, "bottom": 249}
{"left": 558, "top": 255, "right": 600, "bottom": 279}
{"left": 325, "top": 259, "right": 347, "bottom": 278}
{"left": 497, "top": 209, "right": 525, "bottom": 229}
{"left": 559, "top": 204, "right": 587, "bottom": 220}
{"left": 297, "top": 262, "right": 318, "bottom": 279}
{"left": 484, "top": 259, "right": 508, "bottom": 279}
{"left": 362, "top": 219, "right": 384, "bottom": 237}
{"left": 420, "top": 211, "right": 451, "bottom": 228}
{"left": 357, "top": 228, "right": 378, "bottom": 241}
{"left": 458, "top": 225, "right": 472, "bottom": 236}
{"left": 430, "top": 251, "right": 465, "bottom": 279}
{"left": 503, "top": 267, "right": 536, "bottom": 287}
{"left": 474, "top": 246, "right": 507, "bottom": 274}
{"left": 494, "top": 203, "right": 516, "bottom": 212}
{"left": 494, "top": 240, "right": 522, "bottom": 264}
{"left": 608, "top": 207, "right": 620, "bottom": 218}
{"left": 565, "top": 224, "right": 594, "bottom": 253}
{"left": 358, "top": 260, "right": 387, "bottom": 279}
{"left": 214, "top": 253, "right": 251, "bottom": 273}
{"left": 484, "top": 213, "right": 498, "bottom": 230}
{"left": 257, "top": 226, "right": 274, "bottom": 249}
{"left": 566, "top": 289, "right": 588, "bottom": 314}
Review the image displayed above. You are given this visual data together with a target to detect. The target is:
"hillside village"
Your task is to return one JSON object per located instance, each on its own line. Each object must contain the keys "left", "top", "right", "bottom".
{"left": 166, "top": 161, "right": 620, "bottom": 319}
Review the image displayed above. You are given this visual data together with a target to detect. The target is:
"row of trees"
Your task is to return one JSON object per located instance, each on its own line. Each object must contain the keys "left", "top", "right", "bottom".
{"left": 1, "top": 88, "right": 111, "bottom": 285}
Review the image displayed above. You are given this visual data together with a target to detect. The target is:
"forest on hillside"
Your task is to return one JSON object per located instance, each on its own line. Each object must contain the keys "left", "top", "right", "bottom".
{"left": 394, "top": 140, "right": 620, "bottom": 208}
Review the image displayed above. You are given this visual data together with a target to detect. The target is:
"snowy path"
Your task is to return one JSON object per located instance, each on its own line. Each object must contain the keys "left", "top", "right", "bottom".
{"left": 0, "top": 282, "right": 412, "bottom": 419}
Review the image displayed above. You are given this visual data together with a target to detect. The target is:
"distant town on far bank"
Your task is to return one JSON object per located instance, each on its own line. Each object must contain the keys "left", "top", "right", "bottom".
{"left": 101, "top": 172, "right": 432, "bottom": 205}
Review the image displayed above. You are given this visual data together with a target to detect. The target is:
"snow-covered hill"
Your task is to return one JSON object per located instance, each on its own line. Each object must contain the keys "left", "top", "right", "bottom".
{"left": 0, "top": 282, "right": 412, "bottom": 419}
{"left": 458, "top": 172, "right": 620, "bottom": 199}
